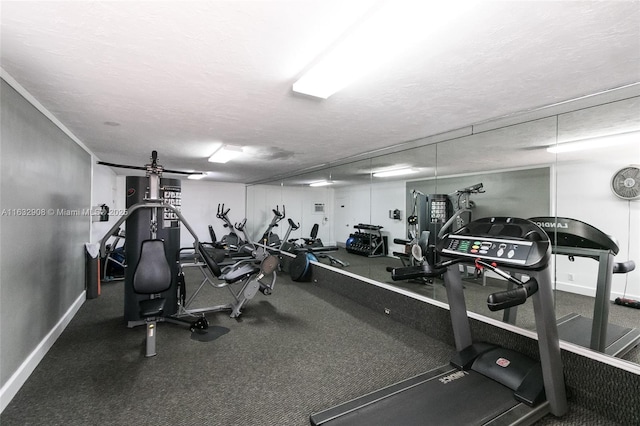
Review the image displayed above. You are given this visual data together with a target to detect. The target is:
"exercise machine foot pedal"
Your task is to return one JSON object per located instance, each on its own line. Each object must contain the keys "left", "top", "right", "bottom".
{"left": 190, "top": 316, "right": 209, "bottom": 332}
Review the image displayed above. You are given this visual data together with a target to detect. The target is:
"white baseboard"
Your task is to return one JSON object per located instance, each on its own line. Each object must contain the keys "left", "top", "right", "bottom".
{"left": 555, "top": 280, "right": 640, "bottom": 301}
{"left": 0, "top": 291, "right": 85, "bottom": 413}
{"left": 555, "top": 280, "right": 595, "bottom": 297}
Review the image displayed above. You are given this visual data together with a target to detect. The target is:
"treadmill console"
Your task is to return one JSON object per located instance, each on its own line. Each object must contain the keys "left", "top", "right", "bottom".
{"left": 438, "top": 217, "right": 550, "bottom": 270}
{"left": 528, "top": 216, "right": 619, "bottom": 255}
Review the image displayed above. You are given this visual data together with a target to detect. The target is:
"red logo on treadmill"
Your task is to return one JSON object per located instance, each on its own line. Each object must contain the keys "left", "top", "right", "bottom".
{"left": 496, "top": 358, "right": 511, "bottom": 367}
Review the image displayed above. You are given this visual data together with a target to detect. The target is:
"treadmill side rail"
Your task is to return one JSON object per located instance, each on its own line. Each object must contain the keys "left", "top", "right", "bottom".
{"left": 486, "top": 401, "right": 551, "bottom": 426}
{"left": 310, "top": 365, "right": 454, "bottom": 426}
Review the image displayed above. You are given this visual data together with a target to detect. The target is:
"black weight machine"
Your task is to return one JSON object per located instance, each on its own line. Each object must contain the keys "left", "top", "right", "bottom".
{"left": 391, "top": 189, "right": 430, "bottom": 267}
{"left": 528, "top": 216, "right": 639, "bottom": 357}
{"left": 99, "top": 152, "right": 279, "bottom": 357}
{"left": 390, "top": 183, "right": 484, "bottom": 283}
{"left": 312, "top": 217, "right": 567, "bottom": 425}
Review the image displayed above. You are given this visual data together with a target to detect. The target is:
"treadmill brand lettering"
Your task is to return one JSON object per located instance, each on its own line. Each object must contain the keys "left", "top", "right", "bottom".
{"left": 438, "top": 371, "right": 468, "bottom": 384}
{"left": 533, "top": 221, "right": 568, "bottom": 229}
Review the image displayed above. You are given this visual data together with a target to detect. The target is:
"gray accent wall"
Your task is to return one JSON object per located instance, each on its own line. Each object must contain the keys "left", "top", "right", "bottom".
{"left": 0, "top": 80, "right": 91, "bottom": 386}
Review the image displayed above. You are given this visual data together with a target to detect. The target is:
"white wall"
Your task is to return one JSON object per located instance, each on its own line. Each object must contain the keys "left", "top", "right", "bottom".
{"left": 370, "top": 180, "right": 406, "bottom": 254}
{"left": 330, "top": 161, "right": 640, "bottom": 300}
{"left": 555, "top": 150, "right": 640, "bottom": 300}
{"left": 300, "top": 186, "right": 335, "bottom": 244}
{"left": 334, "top": 183, "right": 372, "bottom": 245}
{"left": 179, "top": 180, "right": 245, "bottom": 247}
{"left": 246, "top": 184, "right": 288, "bottom": 242}
{"left": 246, "top": 184, "right": 335, "bottom": 245}
{"left": 99, "top": 177, "right": 246, "bottom": 248}
{"left": 90, "top": 163, "right": 119, "bottom": 244}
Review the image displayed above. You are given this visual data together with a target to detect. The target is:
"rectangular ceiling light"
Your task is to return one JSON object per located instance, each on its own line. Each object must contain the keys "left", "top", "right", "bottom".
{"left": 309, "top": 180, "right": 333, "bottom": 187}
{"left": 373, "top": 168, "right": 417, "bottom": 178}
{"left": 292, "top": 1, "right": 476, "bottom": 99}
{"left": 188, "top": 173, "right": 206, "bottom": 180}
{"left": 208, "top": 145, "right": 243, "bottom": 163}
{"left": 547, "top": 131, "right": 638, "bottom": 154}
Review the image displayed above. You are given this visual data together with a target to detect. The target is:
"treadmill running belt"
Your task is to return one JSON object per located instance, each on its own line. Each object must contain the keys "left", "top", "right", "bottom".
{"left": 312, "top": 370, "right": 519, "bottom": 426}
{"left": 557, "top": 314, "right": 632, "bottom": 348}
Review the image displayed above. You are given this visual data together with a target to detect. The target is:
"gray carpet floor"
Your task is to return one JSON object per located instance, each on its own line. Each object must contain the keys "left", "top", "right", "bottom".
{"left": 0, "top": 266, "right": 625, "bottom": 425}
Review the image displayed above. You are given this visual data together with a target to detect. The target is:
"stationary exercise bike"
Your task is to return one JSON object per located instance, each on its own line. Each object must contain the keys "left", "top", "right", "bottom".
{"left": 287, "top": 223, "right": 350, "bottom": 280}
{"left": 278, "top": 217, "right": 301, "bottom": 252}
{"left": 261, "top": 205, "right": 285, "bottom": 248}
{"left": 215, "top": 203, "right": 247, "bottom": 250}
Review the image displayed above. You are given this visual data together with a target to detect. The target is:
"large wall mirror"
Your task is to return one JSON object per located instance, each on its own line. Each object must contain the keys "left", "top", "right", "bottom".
{"left": 246, "top": 91, "right": 640, "bottom": 367}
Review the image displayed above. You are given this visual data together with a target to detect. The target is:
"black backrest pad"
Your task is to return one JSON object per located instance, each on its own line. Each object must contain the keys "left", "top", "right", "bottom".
{"left": 208, "top": 225, "right": 217, "bottom": 243}
{"left": 310, "top": 223, "right": 319, "bottom": 239}
{"left": 133, "top": 239, "right": 173, "bottom": 294}
{"left": 198, "top": 242, "right": 222, "bottom": 277}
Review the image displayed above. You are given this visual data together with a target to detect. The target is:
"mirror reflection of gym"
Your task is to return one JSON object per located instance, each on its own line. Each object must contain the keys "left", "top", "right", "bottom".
{"left": 248, "top": 93, "right": 640, "bottom": 365}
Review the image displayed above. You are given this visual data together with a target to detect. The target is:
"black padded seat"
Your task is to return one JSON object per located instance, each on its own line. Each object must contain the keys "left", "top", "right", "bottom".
{"left": 132, "top": 239, "right": 173, "bottom": 357}
{"left": 198, "top": 242, "right": 222, "bottom": 277}
{"left": 391, "top": 264, "right": 447, "bottom": 281}
{"left": 294, "top": 245, "right": 338, "bottom": 254}
{"left": 180, "top": 244, "right": 225, "bottom": 264}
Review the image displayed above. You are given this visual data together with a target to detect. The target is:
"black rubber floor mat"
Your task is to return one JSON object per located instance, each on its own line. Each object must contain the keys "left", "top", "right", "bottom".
{"left": 190, "top": 326, "right": 230, "bottom": 342}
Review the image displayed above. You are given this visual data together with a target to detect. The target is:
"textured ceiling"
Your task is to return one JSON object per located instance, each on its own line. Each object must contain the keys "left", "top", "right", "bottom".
{"left": 1, "top": 1, "right": 639, "bottom": 183}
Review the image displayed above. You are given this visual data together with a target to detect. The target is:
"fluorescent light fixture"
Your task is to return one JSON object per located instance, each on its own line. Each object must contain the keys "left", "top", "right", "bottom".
{"left": 373, "top": 168, "right": 418, "bottom": 178}
{"left": 309, "top": 180, "right": 333, "bottom": 187}
{"left": 547, "top": 131, "right": 639, "bottom": 153}
{"left": 208, "top": 145, "right": 243, "bottom": 163}
{"left": 188, "top": 173, "right": 206, "bottom": 180}
{"left": 292, "top": 1, "right": 477, "bottom": 99}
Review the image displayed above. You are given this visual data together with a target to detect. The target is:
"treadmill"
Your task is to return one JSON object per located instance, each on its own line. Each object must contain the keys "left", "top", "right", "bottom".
{"left": 529, "top": 216, "right": 639, "bottom": 357}
{"left": 310, "top": 217, "right": 567, "bottom": 426}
